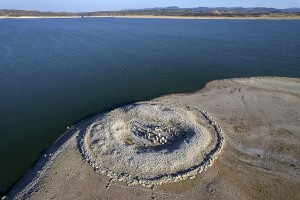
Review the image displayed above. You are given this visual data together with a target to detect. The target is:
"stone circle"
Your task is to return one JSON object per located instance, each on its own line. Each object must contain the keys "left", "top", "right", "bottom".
{"left": 79, "top": 101, "right": 224, "bottom": 187}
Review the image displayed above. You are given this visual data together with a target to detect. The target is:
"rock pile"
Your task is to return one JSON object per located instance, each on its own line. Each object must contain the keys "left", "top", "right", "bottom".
{"left": 130, "top": 120, "right": 186, "bottom": 147}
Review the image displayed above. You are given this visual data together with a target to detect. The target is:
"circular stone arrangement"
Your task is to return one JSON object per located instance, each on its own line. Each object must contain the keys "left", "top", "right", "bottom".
{"left": 79, "top": 101, "right": 224, "bottom": 188}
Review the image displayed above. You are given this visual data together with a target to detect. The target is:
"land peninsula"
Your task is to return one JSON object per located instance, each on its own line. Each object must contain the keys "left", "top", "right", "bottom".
{"left": 5, "top": 77, "right": 300, "bottom": 200}
{"left": 1, "top": 7, "right": 300, "bottom": 19}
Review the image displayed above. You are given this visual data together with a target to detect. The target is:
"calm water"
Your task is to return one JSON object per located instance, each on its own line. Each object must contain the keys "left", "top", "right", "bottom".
{"left": 0, "top": 18, "right": 300, "bottom": 193}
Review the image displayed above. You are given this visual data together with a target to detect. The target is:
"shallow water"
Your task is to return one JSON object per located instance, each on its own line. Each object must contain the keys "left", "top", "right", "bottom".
{"left": 0, "top": 18, "right": 300, "bottom": 193}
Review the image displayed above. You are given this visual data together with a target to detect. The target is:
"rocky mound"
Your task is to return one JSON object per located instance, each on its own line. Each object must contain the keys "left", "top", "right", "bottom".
{"left": 79, "top": 101, "right": 224, "bottom": 187}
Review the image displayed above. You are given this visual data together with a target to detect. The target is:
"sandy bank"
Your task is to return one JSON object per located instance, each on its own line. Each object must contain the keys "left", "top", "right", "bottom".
{"left": 0, "top": 16, "right": 80, "bottom": 19}
{"left": 1, "top": 15, "right": 300, "bottom": 20}
{"left": 5, "top": 77, "right": 300, "bottom": 200}
{"left": 95, "top": 15, "right": 300, "bottom": 20}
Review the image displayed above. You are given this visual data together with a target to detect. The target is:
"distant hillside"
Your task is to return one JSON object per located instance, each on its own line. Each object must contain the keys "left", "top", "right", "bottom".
{"left": 1, "top": 7, "right": 300, "bottom": 17}
{"left": 0, "top": 9, "right": 76, "bottom": 17}
{"left": 126, "top": 6, "right": 300, "bottom": 13}
{"left": 92, "top": 6, "right": 300, "bottom": 17}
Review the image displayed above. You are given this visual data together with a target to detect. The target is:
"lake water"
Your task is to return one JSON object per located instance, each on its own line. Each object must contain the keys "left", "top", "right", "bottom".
{"left": 0, "top": 18, "right": 300, "bottom": 193}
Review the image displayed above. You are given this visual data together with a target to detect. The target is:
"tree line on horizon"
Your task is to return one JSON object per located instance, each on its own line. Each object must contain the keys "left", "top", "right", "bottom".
{"left": 1, "top": 7, "right": 300, "bottom": 17}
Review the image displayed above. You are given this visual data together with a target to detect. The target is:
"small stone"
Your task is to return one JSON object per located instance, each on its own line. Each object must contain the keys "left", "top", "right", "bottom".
{"left": 290, "top": 163, "right": 296, "bottom": 167}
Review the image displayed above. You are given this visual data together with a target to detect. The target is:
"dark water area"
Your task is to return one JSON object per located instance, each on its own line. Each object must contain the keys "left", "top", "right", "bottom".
{"left": 0, "top": 18, "right": 300, "bottom": 193}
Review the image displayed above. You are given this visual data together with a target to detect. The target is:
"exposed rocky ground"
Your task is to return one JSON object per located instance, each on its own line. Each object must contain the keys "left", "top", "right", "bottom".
{"left": 6, "top": 77, "right": 300, "bottom": 200}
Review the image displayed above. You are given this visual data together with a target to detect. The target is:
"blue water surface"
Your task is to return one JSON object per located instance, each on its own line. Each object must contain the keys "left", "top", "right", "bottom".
{"left": 0, "top": 18, "right": 300, "bottom": 193}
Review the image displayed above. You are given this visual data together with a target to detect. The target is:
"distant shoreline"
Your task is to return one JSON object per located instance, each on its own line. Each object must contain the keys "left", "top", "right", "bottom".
{"left": 1, "top": 15, "right": 300, "bottom": 20}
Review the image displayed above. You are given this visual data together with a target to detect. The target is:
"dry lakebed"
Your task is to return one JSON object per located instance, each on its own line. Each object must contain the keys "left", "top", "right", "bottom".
{"left": 5, "top": 77, "right": 300, "bottom": 200}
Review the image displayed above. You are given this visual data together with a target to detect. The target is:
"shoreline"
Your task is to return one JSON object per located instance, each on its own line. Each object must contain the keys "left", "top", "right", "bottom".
{"left": 5, "top": 76, "right": 300, "bottom": 200}
{"left": 1, "top": 15, "right": 300, "bottom": 20}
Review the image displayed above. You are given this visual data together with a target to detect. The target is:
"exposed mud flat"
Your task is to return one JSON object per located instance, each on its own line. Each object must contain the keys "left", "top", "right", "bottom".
{"left": 6, "top": 77, "right": 300, "bottom": 200}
